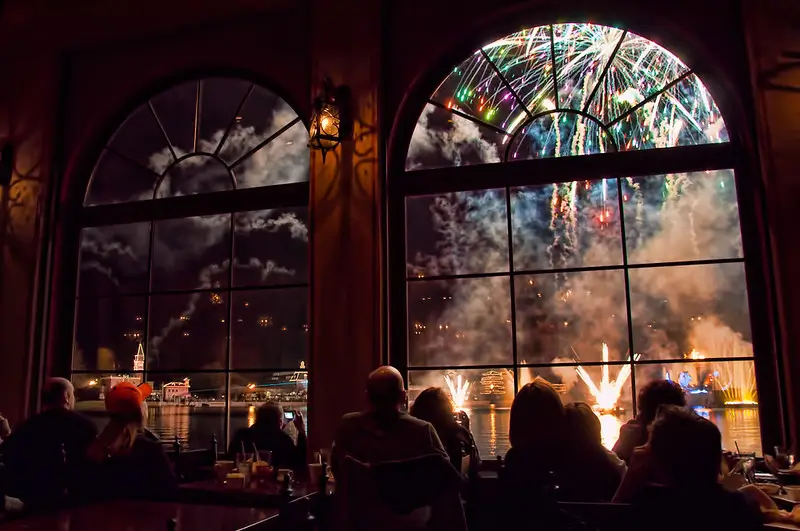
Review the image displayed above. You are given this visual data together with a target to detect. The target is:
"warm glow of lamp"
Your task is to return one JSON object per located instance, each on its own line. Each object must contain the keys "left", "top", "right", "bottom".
{"left": 309, "top": 78, "right": 352, "bottom": 162}
{"left": 247, "top": 383, "right": 256, "bottom": 390}
{"left": 89, "top": 380, "right": 97, "bottom": 386}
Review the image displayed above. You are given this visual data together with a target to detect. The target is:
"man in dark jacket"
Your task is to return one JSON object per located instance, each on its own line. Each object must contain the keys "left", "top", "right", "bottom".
{"left": 0, "top": 378, "right": 98, "bottom": 511}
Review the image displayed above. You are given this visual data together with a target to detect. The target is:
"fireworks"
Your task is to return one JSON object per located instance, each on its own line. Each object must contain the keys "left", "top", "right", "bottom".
{"left": 575, "top": 343, "right": 640, "bottom": 411}
{"left": 410, "top": 23, "right": 726, "bottom": 171}
{"left": 444, "top": 374, "right": 471, "bottom": 409}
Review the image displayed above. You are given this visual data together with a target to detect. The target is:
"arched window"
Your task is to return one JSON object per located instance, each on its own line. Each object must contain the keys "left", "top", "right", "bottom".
{"left": 393, "top": 23, "right": 761, "bottom": 458}
{"left": 70, "top": 78, "right": 309, "bottom": 448}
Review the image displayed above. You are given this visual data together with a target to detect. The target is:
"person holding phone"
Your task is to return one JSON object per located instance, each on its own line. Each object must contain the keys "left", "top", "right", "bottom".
{"left": 228, "top": 402, "right": 306, "bottom": 473}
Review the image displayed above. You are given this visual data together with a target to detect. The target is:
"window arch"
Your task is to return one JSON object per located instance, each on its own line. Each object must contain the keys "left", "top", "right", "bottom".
{"left": 70, "top": 78, "right": 310, "bottom": 449}
{"left": 406, "top": 23, "right": 727, "bottom": 171}
{"left": 393, "top": 22, "right": 763, "bottom": 458}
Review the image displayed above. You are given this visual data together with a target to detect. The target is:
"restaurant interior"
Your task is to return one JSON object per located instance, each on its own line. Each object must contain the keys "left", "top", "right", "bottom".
{"left": 0, "top": 0, "right": 799, "bottom": 528}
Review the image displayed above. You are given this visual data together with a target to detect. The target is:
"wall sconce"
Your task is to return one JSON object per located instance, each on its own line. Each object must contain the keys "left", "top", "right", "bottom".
{"left": 0, "top": 142, "right": 13, "bottom": 187}
{"left": 309, "top": 78, "right": 353, "bottom": 162}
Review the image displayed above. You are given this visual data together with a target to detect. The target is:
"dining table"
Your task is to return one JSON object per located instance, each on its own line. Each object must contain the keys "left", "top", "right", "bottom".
{"left": 0, "top": 499, "right": 280, "bottom": 531}
{"left": 177, "top": 477, "right": 324, "bottom": 508}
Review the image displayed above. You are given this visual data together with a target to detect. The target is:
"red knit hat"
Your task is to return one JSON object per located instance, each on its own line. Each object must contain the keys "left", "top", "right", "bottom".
{"left": 105, "top": 382, "right": 152, "bottom": 415}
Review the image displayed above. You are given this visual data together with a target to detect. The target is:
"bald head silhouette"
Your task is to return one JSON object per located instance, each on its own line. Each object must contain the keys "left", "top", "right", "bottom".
{"left": 366, "top": 366, "right": 406, "bottom": 412}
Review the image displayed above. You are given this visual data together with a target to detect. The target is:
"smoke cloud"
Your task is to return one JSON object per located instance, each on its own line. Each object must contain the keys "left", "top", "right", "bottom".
{"left": 406, "top": 122, "right": 749, "bottom": 395}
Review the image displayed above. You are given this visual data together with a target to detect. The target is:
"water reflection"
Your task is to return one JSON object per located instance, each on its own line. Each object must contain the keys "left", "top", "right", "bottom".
{"left": 81, "top": 403, "right": 761, "bottom": 456}
{"left": 465, "top": 406, "right": 761, "bottom": 458}
{"left": 599, "top": 414, "right": 622, "bottom": 450}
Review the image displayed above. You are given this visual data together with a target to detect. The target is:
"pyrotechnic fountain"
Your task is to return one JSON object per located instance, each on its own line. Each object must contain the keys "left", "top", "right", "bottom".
{"left": 718, "top": 361, "right": 758, "bottom": 406}
{"left": 575, "top": 344, "right": 640, "bottom": 413}
{"left": 445, "top": 374, "right": 471, "bottom": 409}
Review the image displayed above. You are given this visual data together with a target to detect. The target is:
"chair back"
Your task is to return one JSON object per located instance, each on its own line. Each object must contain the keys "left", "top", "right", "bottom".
{"left": 168, "top": 435, "right": 218, "bottom": 483}
{"left": 336, "top": 453, "right": 464, "bottom": 531}
{"left": 558, "top": 502, "right": 633, "bottom": 531}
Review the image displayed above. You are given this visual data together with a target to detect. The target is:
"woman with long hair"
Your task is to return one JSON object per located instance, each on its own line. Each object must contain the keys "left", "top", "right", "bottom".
{"left": 410, "top": 387, "right": 480, "bottom": 485}
{"left": 87, "top": 382, "right": 177, "bottom": 500}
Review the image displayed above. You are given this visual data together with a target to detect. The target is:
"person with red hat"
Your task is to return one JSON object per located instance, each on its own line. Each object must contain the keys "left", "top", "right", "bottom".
{"left": 86, "top": 382, "right": 177, "bottom": 501}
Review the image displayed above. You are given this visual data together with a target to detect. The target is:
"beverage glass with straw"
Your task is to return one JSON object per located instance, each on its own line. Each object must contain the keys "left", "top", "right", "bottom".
{"left": 236, "top": 442, "right": 253, "bottom": 486}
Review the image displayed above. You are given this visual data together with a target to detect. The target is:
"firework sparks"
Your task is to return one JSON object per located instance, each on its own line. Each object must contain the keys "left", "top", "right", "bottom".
{"left": 445, "top": 374, "right": 471, "bottom": 409}
{"left": 575, "top": 343, "right": 640, "bottom": 411}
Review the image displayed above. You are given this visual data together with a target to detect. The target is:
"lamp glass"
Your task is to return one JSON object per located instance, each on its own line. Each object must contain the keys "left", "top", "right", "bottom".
{"left": 310, "top": 101, "right": 341, "bottom": 151}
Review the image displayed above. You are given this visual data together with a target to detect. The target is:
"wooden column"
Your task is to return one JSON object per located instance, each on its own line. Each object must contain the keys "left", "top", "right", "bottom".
{"left": 0, "top": 52, "right": 57, "bottom": 425}
{"left": 743, "top": 0, "right": 800, "bottom": 450}
{"left": 308, "top": 0, "right": 384, "bottom": 451}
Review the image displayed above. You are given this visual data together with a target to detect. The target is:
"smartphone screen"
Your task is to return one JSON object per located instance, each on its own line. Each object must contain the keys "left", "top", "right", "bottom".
{"left": 284, "top": 411, "right": 295, "bottom": 420}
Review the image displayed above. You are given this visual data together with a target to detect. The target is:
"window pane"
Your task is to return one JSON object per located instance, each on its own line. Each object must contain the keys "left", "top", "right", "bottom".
{"left": 597, "top": 32, "right": 689, "bottom": 124}
{"left": 507, "top": 113, "right": 614, "bottom": 160}
{"left": 406, "top": 104, "right": 507, "bottom": 171}
{"left": 516, "top": 270, "right": 628, "bottom": 364}
{"left": 229, "top": 371, "right": 308, "bottom": 438}
{"left": 85, "top": 150, "right": 161, "bottom": 205}
{"left": 630, "top": 263, "right": 752, "bottom": 361}
{"left": 553, "top": 24, "right": 625, "bottom": 110}
{"left": 152, "top": 214, "right": 231, "bottom": 292}
{"left": 408, "top": 277, "right": 512, "bottom": 367}
{"left": 511, "top": 179, "right": 622, "bottom": 271}
{"left": 234, "top": 208, "right": 309, "bottom": 287}
{"left": 227, "top": 119, "right": 309, "bottom": 188}
{"left": 518, "top": 366, "right": 633, "bottom": 450}
{"left": 231, "top": 289, "right": 309, "bottom": 369}
{"left": 155, "top": 155, "right": 234, "bottom": 198}
{"left": 147, "top": 372, "right": 227, "bottom": 450}
{"left": 148, "top": 292, "right": 228, "bottom": 371}
{"left": 623, "top": 170, "right": 743, "bottom": 264}
{"left": 107, "top": 102, "right": 172, "bottom": 172}
{"left": 634, "top": 360, "right": 761, "bottom": 454}
{"left": 198, "top": 78, "right": 253, "bottom": 150}
{"left": 408, "top": 368, "right": 514, "bottom": 458}
{"left": 612, "top": 73, "right": 728, "bottom": 151}
{"left": 78, "top": 222, "right": 151, "bottom": 297}
{"left": 73, "top": 296, "right": 146, "bottom": 371}
{"left": 406, "top": 189, "right": 508, "bottom": 277}
{"left": 150, "top": 80, "right": 197, "bottom": 156}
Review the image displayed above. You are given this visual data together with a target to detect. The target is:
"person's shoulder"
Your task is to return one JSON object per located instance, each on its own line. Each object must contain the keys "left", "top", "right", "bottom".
{"left": 133, "top": 433, "right": 168, "bottom": 455}
{"left": 336, "top": 411, "right": 371, "bottom": 431}
{"left": 397, "top": 412, "right": 435, "bottom": 430}
{"left": 66, "top": 409, "right": 97, "bottom": 429}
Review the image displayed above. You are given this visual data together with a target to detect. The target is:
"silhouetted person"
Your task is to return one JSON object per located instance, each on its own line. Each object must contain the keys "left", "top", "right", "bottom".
{"left": 500, "top": 378, "right": 580, "bottom": 529}
{"left": 0, "top": 378, "right": 97, "bottom": 511}
{"left": 87, "top": 382, "right": 177, "bottom": 501}
{"left": 613, "top": 379, "right": 686, "bottom": 463}
{"left": 616, "top": 406, "right": 761, "bottom": 531}
{"left": 561, "top": 402, "right": 625, "bottom": 501}
{"left": 228, "top": 403, "right": 306, "bottom": 472}
{"left": 331, "top": 366, "right": 465, "bottom": 531}
{"left": 409, "top": 387, "right": 480, "bottom": 492}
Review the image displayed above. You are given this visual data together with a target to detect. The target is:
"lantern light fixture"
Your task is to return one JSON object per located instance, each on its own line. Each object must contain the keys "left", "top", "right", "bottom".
{"left": 309, "top": 78, "right": 352, "bottom": 162}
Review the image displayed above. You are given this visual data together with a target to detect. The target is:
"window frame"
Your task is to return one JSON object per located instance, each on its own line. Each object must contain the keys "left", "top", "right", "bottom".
{"left": 386, "top": 21, "right": 786, "bottom": 455}
{"left": 48, "top": 75, "right": 312, "bottom": 449}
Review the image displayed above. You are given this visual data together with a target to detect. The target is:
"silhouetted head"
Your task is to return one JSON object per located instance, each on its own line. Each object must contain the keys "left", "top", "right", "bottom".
{"left": 410, "top": 387, "right": 455, "bottom": 433}
{"left": 366, "top": 366, "right": 407, "bottom": 413}
{"left": 648, "top": 405, "right": 722, "bottom": 488}
{"left": 637, "top": 379, "right": 686, "bottom": 425}
{"left": 255, "top": 402, "right": 284, "bottom": 431}
{"left": 41, "top": 378, "right": 75, "bottom": 411}
{"left": 565, "top": 402, "right": 602, "bottom": 445}
{"left": 509, "top": 378, "right": 565, "bottom": 449}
